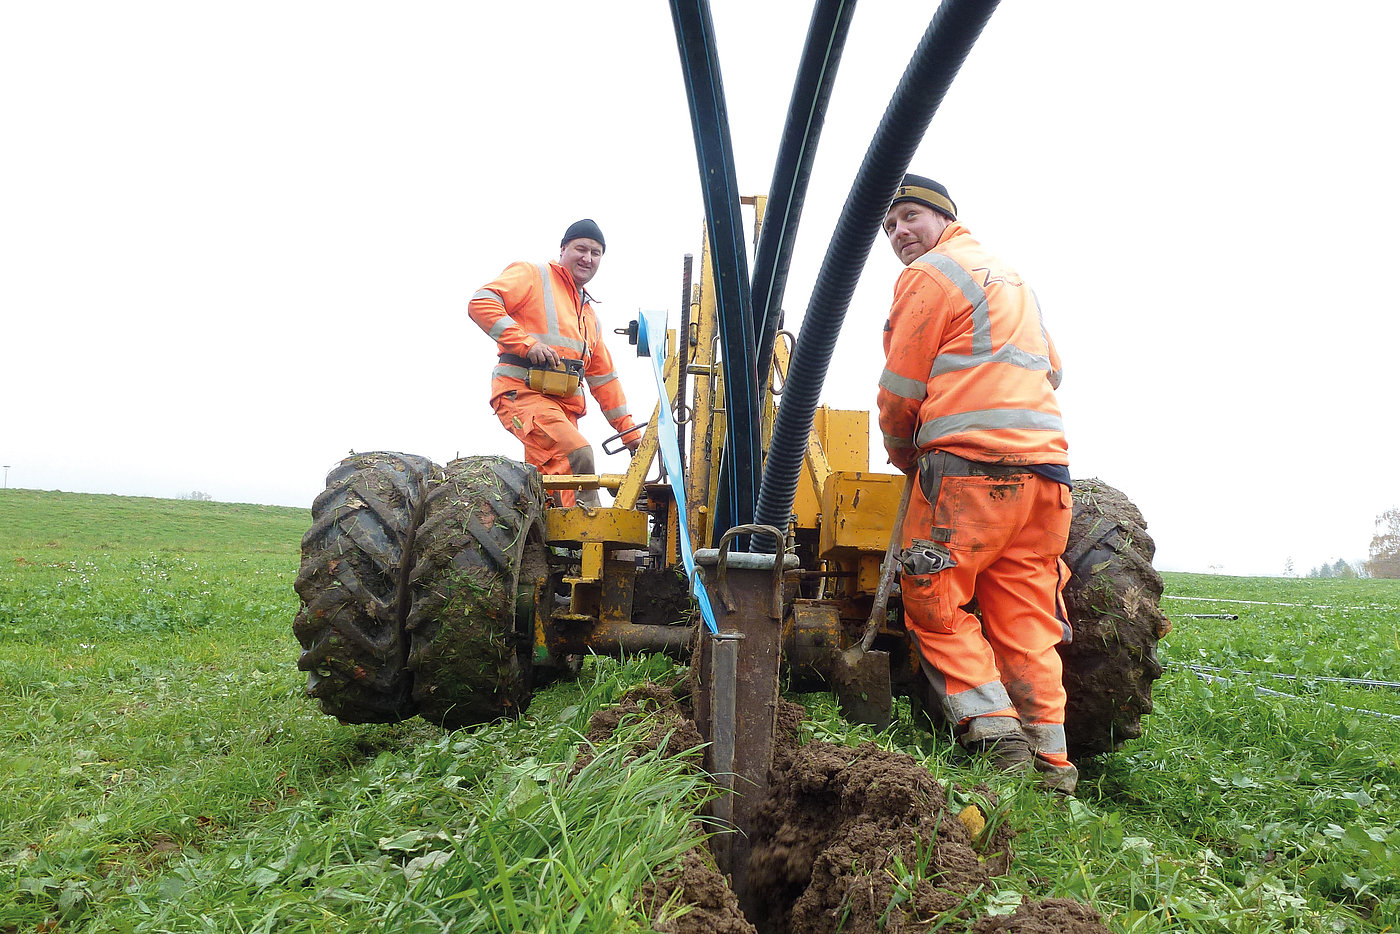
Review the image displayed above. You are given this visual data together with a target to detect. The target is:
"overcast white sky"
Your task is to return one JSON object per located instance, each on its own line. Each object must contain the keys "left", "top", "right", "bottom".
{"left": 4, "top": 2, "right": 1397, "bottom": 576}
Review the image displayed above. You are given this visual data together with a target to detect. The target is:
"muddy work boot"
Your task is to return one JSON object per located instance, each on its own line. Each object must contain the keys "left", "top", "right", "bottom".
{"left": 960, "top": 716, "right": 1034, "bottom": 775}
{"left": 1023, "top": 723, "right": 1079, "bottom": 795}
{"left": 1033, "top": 756, "right": 1079, "bottom": 796}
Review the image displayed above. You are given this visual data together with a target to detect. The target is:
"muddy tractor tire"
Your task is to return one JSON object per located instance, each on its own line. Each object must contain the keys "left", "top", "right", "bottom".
{"left": 292, "top": 452, "right": 439, "bottom": 723}
{"left": 1059, "top": 478, "right": 1169, "bottom": 760}
{"left": 405, "top": 455, "right": 549, "bottom": 730}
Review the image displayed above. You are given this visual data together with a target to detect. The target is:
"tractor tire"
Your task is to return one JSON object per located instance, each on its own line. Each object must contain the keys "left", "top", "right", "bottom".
{"left": 1059, "top": 478, "right": 1170, "bottom": 760}
{"left": 405, "top": 455, "right": 549, "bottom": 730}
{"left": 292, "top": 452, "right": 439, "bottom": 724}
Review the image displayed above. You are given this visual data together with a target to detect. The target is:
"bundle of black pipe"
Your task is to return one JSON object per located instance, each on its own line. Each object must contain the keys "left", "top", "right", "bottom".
{"left": 668, "top": 0, "right": 761, "bottom": 535}
{"left": 751, "top": 0, "right": 1000, "bottom": 552}
{"left": 750, "top": 0, "right": 858, "bottom": 395}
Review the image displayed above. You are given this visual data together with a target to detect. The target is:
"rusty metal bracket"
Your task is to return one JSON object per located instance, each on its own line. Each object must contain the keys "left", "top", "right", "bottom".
{"left": 709, "top": 523, "right": 793, "bottom": 618}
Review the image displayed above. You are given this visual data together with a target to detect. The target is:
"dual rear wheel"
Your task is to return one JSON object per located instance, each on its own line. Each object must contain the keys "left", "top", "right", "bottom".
{"left": 293, "top": 453, "right": 548, "bottom": 729}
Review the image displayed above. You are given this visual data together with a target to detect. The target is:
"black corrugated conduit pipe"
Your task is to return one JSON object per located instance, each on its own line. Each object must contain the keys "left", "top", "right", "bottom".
{"left": 751, "top": 0, "right": 858, "bottom": 388}
{"left": 751, "top": 0, "right": 1000, "bottom": 553}
{"left": 668, "top": 0, "right": 762, "bottom": 538}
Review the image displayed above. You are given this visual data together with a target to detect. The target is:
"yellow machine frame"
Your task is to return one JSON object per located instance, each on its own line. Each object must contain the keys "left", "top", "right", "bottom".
{"left": 537, "top": 197, "right": 904, "bottom": 639}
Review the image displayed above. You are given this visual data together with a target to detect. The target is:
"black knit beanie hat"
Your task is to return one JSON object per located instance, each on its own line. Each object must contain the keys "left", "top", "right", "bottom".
{"left": 891, "top": 175, "right": 957, "bottom": 221}
{"left": 561, "top": 218, "right": 606, "bottom": 252}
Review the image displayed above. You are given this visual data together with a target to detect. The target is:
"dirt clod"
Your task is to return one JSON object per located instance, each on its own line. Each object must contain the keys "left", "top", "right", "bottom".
{"left": 574, "top": 681, "right": 704, "bottom": 775}
{"left": 640, "top": 848, "right": 758, "bottom": 934}
{"left": 969, "top": 896, "right": 1111, "bottom": 933}
{"left": 748, "top": 739, "right": 992, "bottom": 934}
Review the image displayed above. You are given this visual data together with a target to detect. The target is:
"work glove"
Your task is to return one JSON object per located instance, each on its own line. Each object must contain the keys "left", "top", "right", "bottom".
{"left": 899, "top": 539, "right": 956, "bottom": 575}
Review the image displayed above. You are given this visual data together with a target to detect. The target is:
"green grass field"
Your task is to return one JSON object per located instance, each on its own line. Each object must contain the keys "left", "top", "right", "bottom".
{"left": 2, "top": 489, "right": 1398, "bottom": 932}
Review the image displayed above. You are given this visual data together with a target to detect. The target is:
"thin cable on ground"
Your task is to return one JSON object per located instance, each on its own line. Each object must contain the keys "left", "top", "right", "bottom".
{"left": 1164, "top": 595, "right": 1340, "bottom": 609}
{"left": 1187, "top": 670, "right": 1400, "bottom": 721}
{"left": 1177, "top": 663, "right": 1400, "bottom": 692}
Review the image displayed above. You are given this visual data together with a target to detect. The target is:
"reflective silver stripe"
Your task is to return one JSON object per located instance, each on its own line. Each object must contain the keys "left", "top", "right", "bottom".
{"left": 535, "top": 263, "right": 559, "bottom": 337}
{"left": 516, "top": 332, "right": 587, "bottom": 354}
{"left": 928, "top": 343, "right": 1055, "bottom": 379}
{"left": 520, "top": 264, "right": 593, "bottom": 358}
{"left": 878, "top": 368, "right": 927, "bottom": 401}
{"left": 915, "top": 408, "right": 1063, "bottom": 447}
{"left": 915, "top": 254, "right": 1055, "bottom": 382}
{"left": 587, "top": 370, "right": 619, "bottom": 390}
{"left": 1055, "top": 560, "right": 1071, "bottom": 643}
{"left": 1022, "top": 722, "right": 1067, "bottom": 756}
{"left": 488, "top": 318, "right": 516, "bottom": 340}
{"left": 916, "top": 253, "right": 991, "bottom": 357}
{"left": 551, "top": 335, "right": 588, "bottom": 353}
{"left": 962, "top": 715, "right": 1023, "bottom": 743}
{"left": 1031, "top": 288, "right": 1051, "bottom": 357}
{"left": 920, "top": 660, "right": 1014, "bottom": 724}
{"left": 920, "top": 657, "right": 1015, "bottom": 726}
{"left": 1032, "top": 290, "right": 1063, "bottom": 389}
{"left": 471, "top": 288, "right": 503, "bottom": 304}
{"left": 603, "top": 405, "right": 630, "bottom": 421}
{"left": 944, "top": 680, "right": 1015, "bottom": 723}
{"left": 882, "top": 431, "right": 915, "bottom": 451}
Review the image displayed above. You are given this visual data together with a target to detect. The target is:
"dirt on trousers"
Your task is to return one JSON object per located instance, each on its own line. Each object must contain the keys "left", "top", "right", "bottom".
{"left": 587, "top": 682, "right": 1111, "bottom": 934}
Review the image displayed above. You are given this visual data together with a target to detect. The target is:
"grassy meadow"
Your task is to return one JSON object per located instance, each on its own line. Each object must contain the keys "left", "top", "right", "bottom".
{"left": 2, "top": 489, "right": 1398, "bottom": 932}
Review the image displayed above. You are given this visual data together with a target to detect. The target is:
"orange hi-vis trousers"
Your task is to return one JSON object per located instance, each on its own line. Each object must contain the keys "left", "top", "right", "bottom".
{"left": 492, "top": 389, "right": 596, "bottom": 508}
{"left": 900, "top": 454, "right": 1073, "bottom": 765}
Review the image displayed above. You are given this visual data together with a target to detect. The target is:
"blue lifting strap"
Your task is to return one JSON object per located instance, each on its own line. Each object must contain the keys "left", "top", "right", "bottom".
{"left": 638, "top": 308, "right": 719, "bottom": 634}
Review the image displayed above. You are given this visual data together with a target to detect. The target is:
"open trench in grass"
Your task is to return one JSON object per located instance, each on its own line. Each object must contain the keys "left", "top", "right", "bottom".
{"left": 584, "top": 680, "right": 1112, "bottom": 934}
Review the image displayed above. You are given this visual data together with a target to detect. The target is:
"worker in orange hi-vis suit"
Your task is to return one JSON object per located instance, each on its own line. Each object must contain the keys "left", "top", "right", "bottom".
{"left": 468, "top": 219, "right": 642, "bottom": 507}
{"left": 877, "top": 175, "right": 1078, "bottom": 794}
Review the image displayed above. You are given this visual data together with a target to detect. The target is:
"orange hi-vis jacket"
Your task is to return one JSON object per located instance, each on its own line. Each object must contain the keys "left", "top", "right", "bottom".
{"left": 469, "top": 260, "right": 638, "bottom": 437}
{"left": 878, "top": 222, "right": 1067, "bottom": 473}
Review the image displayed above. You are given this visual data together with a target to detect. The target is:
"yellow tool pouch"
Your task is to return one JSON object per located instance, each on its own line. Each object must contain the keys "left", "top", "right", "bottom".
{"left": 526, "top": 367, "right": 581, "bottom": 397}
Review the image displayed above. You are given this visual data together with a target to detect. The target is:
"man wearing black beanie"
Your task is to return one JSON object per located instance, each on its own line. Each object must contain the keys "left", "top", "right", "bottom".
{"left": 468, "top": 219, "right": 642, "bottom": 507}
{"left": 878, "top": 175, "right": 1078, "bottom": 794}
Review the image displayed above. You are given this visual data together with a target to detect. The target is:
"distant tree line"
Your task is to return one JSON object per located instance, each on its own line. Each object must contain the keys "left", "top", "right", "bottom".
{"left": 1367, "top": 507, "right": 1400, "bottom": 579}
{"left": 1306, "top": 558, "right": 1363, "bottom": 579}
{"left": 1296, "top": 507, "right": 1400, "bottom": 579}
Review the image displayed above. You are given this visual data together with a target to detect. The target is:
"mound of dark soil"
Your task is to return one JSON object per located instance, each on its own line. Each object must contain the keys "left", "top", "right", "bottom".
{"left": 593, "top": 683, "right": 1110, "bottom": 934}
{"left": 747, "top": 738, "right": 993, "bottom": 934}
{"left": 641, "top": 847, "right": 756, "bottom": 934}
{"left": 574, "top": 681, "right": 705, "bottom": 775}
